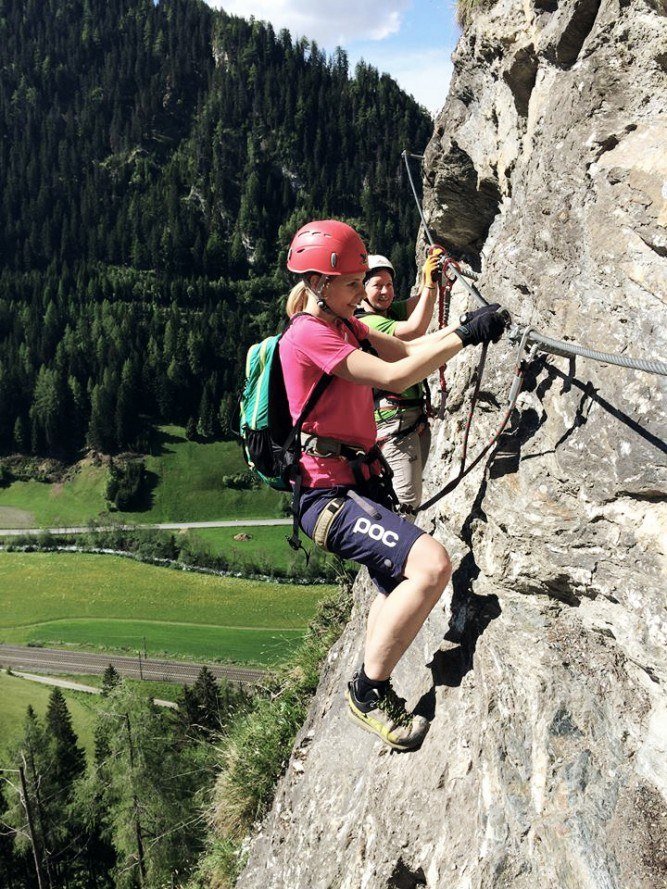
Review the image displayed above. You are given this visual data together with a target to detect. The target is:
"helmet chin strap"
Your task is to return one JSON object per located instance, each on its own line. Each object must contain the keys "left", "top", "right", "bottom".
{"left": 312, "top": 275, "right": 344, "bottom": 321}
{"left": 361, "top": 296, "right": 385, "bottom": 315}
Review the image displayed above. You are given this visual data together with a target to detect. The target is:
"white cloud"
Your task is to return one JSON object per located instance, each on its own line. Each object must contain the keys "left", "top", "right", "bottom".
{"left": 207, "top": 1, "right": 411, "bottom": 47}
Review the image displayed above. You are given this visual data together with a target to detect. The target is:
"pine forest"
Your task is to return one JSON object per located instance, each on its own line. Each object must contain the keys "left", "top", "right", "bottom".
{"left": 0, "top": 0, "right": 432, "bottom": 458}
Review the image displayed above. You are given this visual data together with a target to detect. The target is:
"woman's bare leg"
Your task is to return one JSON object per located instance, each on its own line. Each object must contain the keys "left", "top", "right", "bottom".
{"left": 363, "top": 535, "right": 451, "bottom": 681}
{"left": 365, "top": 592, "right": 388, "bottom": 654}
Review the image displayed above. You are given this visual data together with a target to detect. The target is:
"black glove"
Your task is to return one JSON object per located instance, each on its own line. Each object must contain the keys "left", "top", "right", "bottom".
{"left": 455, "top": 303, "right": 507, "bottom": 347}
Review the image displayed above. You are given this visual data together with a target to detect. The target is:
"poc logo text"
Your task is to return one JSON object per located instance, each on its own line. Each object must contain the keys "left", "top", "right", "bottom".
{"left": 352, "top": 517, "right": 398, "bottom": 548}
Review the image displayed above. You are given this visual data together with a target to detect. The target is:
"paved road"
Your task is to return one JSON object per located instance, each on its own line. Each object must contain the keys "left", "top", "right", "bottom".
{"left": 0, "top": 645, "right": 265, "bottom": 686}
{"left": 0, "top": 518, "right": 292, "bottom": 536}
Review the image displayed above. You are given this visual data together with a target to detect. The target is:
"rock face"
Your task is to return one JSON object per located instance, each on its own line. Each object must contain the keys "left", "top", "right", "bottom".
{"left": 236, "top": 0, "right": 667, "bottom": 886}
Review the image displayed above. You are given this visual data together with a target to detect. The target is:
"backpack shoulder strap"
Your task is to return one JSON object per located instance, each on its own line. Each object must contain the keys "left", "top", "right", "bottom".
{"left": 281, "top": 366, "right": 334, "bottom": 452}
{"left": 282, "top": 315, "right": 374, "bottom": 454}
{"left": 343, "top": 317, "right": 377, "bottom": 357}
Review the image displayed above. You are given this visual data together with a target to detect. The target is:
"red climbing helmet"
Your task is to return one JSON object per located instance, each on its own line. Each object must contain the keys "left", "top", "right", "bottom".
{"left": 287, "top": 220, "right": 368, "bottom": 276}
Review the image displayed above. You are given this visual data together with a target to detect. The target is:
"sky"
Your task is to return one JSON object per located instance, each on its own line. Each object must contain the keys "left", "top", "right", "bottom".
{"left": 205, "top": 1, "right": 461, "bottom": 117}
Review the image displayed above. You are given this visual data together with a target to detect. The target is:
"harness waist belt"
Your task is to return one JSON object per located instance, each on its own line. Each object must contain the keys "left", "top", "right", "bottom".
{"left": 376, "top": 395, "right": 424, "bottom": 410}
{"left": 300, "top": 434, "right": 395, "bottom": 493}
{"left": 300, "top": 432, "right": 367, "bottom": 460}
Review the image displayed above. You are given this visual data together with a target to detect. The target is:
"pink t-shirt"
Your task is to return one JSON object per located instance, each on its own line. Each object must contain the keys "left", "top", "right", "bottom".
{"left": 279, "top": 314, "right": 377, "bottom": 487}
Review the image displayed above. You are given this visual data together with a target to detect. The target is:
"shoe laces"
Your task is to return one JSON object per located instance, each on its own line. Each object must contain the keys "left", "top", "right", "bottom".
{"left": 377, "top": 683, "right": 412, "bottom": 727}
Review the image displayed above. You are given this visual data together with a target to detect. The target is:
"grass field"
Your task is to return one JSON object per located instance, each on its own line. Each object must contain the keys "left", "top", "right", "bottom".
{"left": 187, "top": 525, "right": 337, "bottom": 575}
{"left": 44, "top": 673, "right": 185, "bottom": 702}
{"left": 0, "top": 425, "right": 285, "bottom": 528}
{"left": 0, "top": 671, "right": 187, "bottom": 763}
{"left": 0, "top": 461, "right": 108, "bottom": 528}
{"left": 0, "top": 552, "right": 331, "bottom": 665}
{"left": 0, "top": 670, "right": 99, "bottom": 760}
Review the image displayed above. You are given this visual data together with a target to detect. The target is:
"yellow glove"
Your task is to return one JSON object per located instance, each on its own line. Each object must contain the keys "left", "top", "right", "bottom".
{"left": 421, "top": 248, "right": 444, "bottom": 289}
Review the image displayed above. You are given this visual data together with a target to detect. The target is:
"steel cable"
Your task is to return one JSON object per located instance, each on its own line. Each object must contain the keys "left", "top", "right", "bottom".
{"left": 402, "top": 150, "right": 667, "bottom": 379}
{"left": 513, "top": 329, "right": 667, "bottom": 377}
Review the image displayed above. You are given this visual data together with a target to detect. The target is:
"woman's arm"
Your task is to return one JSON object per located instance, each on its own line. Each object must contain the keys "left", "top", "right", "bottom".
{"left": 390, "top": 250, "right": 443, "bottom": 340}
{"left": 366, "top": 309, "right": 455, "bottom": 355}
{"left": 335, "top": 331, "right": 464, "bottom": 393}
{"left": 402, "top": 321, "right": 461, "bottom": 354}
{"left": 340, "top": 305, "right": 506, "bottom": 391}
{"left": 390, "top": 286, "right": 437, "bottom": 341}
{"left": 364, "top": 326, "right": 409, "bottom": 362}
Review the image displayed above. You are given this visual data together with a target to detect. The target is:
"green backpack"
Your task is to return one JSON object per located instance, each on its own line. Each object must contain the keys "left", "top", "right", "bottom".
{"left": 235, "top": 319, "right": 332, "bottom": 492}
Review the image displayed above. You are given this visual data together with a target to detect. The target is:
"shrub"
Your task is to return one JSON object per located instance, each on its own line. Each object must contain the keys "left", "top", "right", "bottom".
{"left": 0, "top": 461, "right": 12, "bottom": 488}
{"left": 106, "top": 458, "right": 146, "bottom": 510}
{"left": 220, "top": 471, "right": 258, "bottom": 490}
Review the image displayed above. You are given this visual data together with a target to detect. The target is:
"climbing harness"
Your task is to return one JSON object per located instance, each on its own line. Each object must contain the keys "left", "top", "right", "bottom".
{"left": 312, "top": 496, "right": 346, "bottom": 550}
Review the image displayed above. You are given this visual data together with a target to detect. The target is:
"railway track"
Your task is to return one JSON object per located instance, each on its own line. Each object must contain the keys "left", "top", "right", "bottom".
{"left": 0, "top": 644, "right": 265, "bottom": 686}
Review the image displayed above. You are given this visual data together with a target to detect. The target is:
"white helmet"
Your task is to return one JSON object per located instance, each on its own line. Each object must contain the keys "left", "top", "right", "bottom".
{"left": 364, "top": 254, "right": 395, "bottom": 282}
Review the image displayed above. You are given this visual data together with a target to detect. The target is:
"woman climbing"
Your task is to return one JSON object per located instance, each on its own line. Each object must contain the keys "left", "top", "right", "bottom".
{"left": 357, "top": 250, "right": 448, "bottom": 515}
{"left": 280, "top": 220, "right": 506, "bottom": 750}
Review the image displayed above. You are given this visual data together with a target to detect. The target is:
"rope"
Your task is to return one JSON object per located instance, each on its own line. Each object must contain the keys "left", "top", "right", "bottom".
{"left": 436, "top": 262, "right": 454, "bottom": 414}
{"left": 401, "top": 150, "right": 482, "bottom": 286}
{"left": 402, "top": 149, "right": 667, "bottom": 379}
{"left": 417, "top": 331, "right": 537, "bottom": 513}
{"left": 458, "top": 342, "right": 488, "bottom": 474}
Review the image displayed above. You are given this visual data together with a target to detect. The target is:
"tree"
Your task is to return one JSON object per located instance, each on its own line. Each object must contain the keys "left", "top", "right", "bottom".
{"left": 0, "top": 778, "right": 21, "bottom": 889}
{"left": 88, "top": 380, "right": 116, "bottom": 453}
{"left": 197, "top": 380, "right": 216, "bottom": 439}
{"left": 185, "top": 416, "right": 198, "bottom": 441}
{"left": 101, "top": 664, "right": 121, "bottom": 696}
{"left": 45, "top": 687, "right": 86, "bottom": 791}
{"left": 29, "top": 366, "right": 69, "bottom": 454}
{"left": 218, "top": 396, "right": 233, "bottom": 440}
{"left": 4, "top": 707, "right": 56, "bottom": 886}
{"left": 179, "top": 667, "right": 222, "bottom": 739}
{"left": 90, "top": 684, "right": 206, "bottom": 887}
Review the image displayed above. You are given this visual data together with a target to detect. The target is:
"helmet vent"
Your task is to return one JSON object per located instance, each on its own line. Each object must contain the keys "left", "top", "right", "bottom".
{"left": 331, "top": 253, "right": 338, "bottom": 268}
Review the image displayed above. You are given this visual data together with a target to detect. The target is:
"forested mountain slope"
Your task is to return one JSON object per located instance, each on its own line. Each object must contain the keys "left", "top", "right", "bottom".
{"left": 0, "top": 0, "right": 431, "bottom": 456}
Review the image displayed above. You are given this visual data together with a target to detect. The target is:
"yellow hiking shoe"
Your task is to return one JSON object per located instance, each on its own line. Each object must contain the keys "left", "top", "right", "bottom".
{"left": 345, "top": 676, "right": 429, "bottom": 751}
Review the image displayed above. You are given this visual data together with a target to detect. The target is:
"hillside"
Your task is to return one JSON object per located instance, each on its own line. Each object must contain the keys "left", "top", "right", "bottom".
{"left": 0, "top": 0, "right": 431, "bottom": 457}
{"left": 228, "top": 0, "right": 667, "bottom": 886}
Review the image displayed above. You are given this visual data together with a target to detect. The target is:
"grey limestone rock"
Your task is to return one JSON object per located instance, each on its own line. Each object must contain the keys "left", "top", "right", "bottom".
{"left": 235, "top": 0, "right": 666, "bottom": 885}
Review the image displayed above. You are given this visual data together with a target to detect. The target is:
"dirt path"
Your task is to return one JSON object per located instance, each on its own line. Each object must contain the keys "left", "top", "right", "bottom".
{"left": 10, "top": 670, "right": 178, "bottom": 708}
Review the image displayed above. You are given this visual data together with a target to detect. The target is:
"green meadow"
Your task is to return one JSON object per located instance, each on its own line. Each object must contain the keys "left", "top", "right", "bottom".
{"left": 186, "top": 524, "right": 335, "bottom": 575}
{"left": 0, "top": 552, "right": 331, "bottom": 665}
{"left": 0, "top": 671, "right": 186, "bottom": 762}
{"left": 0, "top": 671, "right": 99, "bottom": 760}
{"left": 0, "top": 425, "right": 284, "bottom": 528}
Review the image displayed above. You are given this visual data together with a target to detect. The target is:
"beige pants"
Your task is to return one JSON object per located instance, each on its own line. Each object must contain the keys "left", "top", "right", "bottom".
{"left": 377, "top": 407, "right": 431, "bottom": 515}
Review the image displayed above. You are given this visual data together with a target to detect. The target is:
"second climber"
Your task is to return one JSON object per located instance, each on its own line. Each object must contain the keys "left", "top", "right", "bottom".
{"left": 356, "top": 250, "right": 456, "bottom": 515}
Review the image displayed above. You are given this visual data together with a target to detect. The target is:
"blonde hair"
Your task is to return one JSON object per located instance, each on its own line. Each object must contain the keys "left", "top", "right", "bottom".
{"left": 286, "top": 280, "right": 309, "bottom": 317}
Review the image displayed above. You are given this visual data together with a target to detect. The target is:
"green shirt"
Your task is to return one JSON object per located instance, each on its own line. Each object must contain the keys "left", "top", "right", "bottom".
{"left": 360, "top": 301, "right": 424, "bottom": 423}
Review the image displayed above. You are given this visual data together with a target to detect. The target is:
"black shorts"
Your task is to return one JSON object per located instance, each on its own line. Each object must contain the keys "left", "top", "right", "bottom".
{"left": 300, "top": 486, "right": 425, "bottom": 594}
